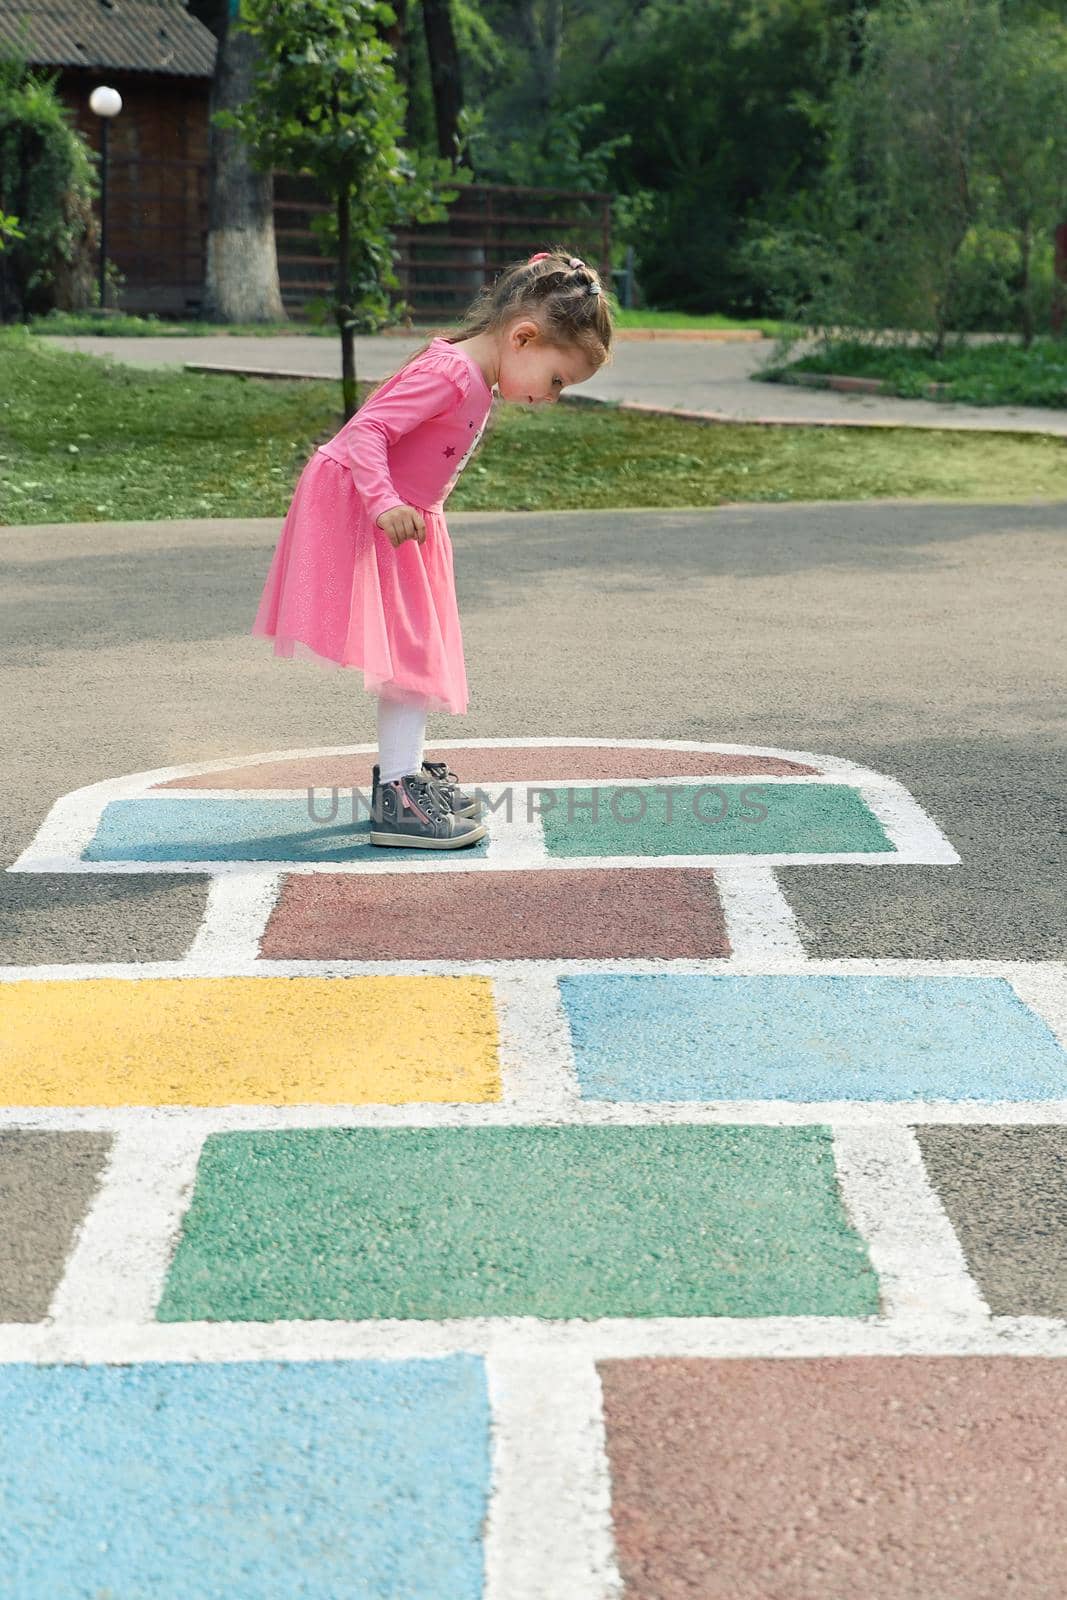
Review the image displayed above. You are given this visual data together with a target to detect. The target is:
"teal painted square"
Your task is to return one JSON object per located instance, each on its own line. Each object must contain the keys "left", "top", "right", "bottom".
{"left": 560, "top": 974, "right": 1067, "bottom": 1102}
{"left": 537, "top": 783, "right": 894, "bottom": 857}
{"left": 82, "top": 796, "right": 489, "bottom": 862}
{"left": 0, "top": 1357, "right": 489, "bottom": 1599}
{"left": 156, "top": 1126, "right": 881, "bottom": 1321}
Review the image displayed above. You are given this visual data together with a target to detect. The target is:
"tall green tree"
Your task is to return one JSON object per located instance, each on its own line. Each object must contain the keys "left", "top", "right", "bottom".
{"left": 740, "top": 0, "right": 1067, "bottom": 350}
{"left": 837, "top": 0, "right": 1067, "bottom": 349}
{"left": 564, "top": 0, "right": 848, "bottom": 313}
{"left": 972, "top": 7, "right": 1067, "bottom": 344}
{"left": 218, "top": 0, "right": 469, "bottom": 417}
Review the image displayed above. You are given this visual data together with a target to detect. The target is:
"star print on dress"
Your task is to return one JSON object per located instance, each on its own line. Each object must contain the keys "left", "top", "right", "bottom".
{"left": 452, "top": 419, "right": 486, "bottom": 477}
{"left": 444, "top": 445, "right": 456, "bottom": 458}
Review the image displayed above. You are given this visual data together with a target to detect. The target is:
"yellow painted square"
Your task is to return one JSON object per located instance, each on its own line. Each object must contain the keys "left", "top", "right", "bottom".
{"left": 0, "top": 976, "right": 502, "bottom": 1105}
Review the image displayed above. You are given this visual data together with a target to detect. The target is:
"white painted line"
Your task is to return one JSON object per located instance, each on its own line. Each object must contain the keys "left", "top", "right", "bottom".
{"left": 183, "top": 872, "right": 282, "bottom": 967}
{"left": 492, "top": 970, "right": 582, "bottom": 1115}
{"left": 485, "top": 1344, "right": 623, "bottom": 1600}
{"left": 1005, "top": 965, "right": 1067, "bottom": 1053}
{"left": 7, "top": 953, "right": 1050, "bottom": 981}
{"left": 7, "top": 1314, "right": 1067, "bottom": 1365}
{"left": 46, "top": 1126, "right": 205, "bottom": 1326}
{"left": 481, "top": 793, "right": 548, "bottom": 870}
{"left": 711, "top": 865, "right": 806, "bottom": 960}
{"left": 833, "top": 1125, "right": 991, "bottom": 1330}
{"left": 853, "top": 777, "right": 961, "bottom": 864}
{"left": 6, "top": 849, "right": 950, "bottom": 875}
{"left": 5, "top": 1100, "right": 1067, "bottom": 1133}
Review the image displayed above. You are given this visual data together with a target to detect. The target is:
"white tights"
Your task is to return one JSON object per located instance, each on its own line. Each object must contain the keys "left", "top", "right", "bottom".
{"left": 376, "top": 693, "right": 429, "bottom": 783}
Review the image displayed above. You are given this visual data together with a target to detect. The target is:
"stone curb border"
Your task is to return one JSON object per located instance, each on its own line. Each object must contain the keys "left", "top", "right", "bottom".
{"left": 777, "top": 369, "right": 955, "bottom": 398}
{"left": 181, "top": 364, "right": 1067, "bottom": 437}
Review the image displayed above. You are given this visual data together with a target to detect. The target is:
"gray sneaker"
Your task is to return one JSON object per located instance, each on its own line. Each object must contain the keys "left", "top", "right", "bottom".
{"left": 369, "top": 772, "right": 488, "bottom": 850}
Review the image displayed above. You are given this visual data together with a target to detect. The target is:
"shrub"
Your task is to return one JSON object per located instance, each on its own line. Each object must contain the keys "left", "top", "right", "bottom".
{"left": 0, "top": 52, "right": 97, "bottom": 320}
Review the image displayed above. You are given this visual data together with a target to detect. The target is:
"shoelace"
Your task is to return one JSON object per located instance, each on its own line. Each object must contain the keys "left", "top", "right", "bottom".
{"left": 422, "top": 762, "right": 459, "bottom": 788}
{"left": 400, "top": 775, "right": 450, "bottom": 820}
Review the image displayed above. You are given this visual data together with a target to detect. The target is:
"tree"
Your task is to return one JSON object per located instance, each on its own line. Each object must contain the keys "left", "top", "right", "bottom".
{"left": 562, "top": 0, "right": 847, "bottom": 314}
{"left": 421, "top": 0, "right": 465, "bottom": 159}
{"left": 818, "top": 0, "right": 1067, "bottom": 351}
{"left": 202, "top": 0, "right": 285, "bottom": 323}
{"left": 218, "top": 0, "right": 469, "bottom": 418}
{"left": 971, "top": 8, "right": 1067, "bottom": 344}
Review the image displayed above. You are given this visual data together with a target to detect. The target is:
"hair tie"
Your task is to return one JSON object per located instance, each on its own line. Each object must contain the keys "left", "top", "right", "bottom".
{"left": 526, "top": 250, "right": 601, "bottom": 295}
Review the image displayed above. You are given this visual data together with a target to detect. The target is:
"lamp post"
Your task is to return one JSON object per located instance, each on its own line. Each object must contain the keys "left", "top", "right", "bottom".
{"left": 89, "top": 85, "right": 122, "bottom": 310}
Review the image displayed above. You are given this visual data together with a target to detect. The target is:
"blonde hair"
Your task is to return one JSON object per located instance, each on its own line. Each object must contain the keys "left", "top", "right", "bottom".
{"left": 388, "top": 245, "right": 615, "bottom": 381}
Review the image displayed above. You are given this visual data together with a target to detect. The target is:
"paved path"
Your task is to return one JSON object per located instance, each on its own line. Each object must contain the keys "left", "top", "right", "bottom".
{"left": 1, "top": 498, "right": 1065, "bottom": 1595}
{"left": 40, "top": 331, "right": 1067, "bottom": 435}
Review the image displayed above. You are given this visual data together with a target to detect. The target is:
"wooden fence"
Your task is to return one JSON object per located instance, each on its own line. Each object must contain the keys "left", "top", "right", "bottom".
{"left": 103, "top": 158, "right": 613, "bottom": 321}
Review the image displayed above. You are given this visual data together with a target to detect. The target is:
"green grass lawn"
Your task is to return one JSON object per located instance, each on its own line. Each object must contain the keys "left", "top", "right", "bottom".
{"left": 763, "top": 335, "right": 1067, "bottom": 407}
{"left": 1, "top": 324, "right": 1064, "bottom": 526}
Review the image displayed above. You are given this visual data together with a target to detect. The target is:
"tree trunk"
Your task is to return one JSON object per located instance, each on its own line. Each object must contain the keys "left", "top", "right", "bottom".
{"left": 202, "top": 0, "right": 285, "bottom": 323}
{"left": 421, "top": 0, "right": 464, "bottom": 162}
{"left": 1020, "top": 217, "right": 1033, "bottom": 348}
{"left": 516, "top": 0, "right": 564, "bottom": 118}
{"left": 337, "top": 183, "right": 357, "bottom": 421}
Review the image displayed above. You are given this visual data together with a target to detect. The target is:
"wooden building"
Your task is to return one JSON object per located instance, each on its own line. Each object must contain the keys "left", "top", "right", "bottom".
{"left": 0, "top": 0, "right": 217, "bottom": 313}
{"left": 0, "top": 1, "right": 614, "bottom": 319}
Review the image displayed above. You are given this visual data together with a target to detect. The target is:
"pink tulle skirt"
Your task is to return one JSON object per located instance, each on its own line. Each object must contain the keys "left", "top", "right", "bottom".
{"left": 251, "top": 450, "right": 469, "bottom": 715}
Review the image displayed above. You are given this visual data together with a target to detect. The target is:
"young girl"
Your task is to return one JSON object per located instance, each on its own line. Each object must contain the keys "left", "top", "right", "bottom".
{"left": 251, "top": 246, "right": 613, "bottom": 848}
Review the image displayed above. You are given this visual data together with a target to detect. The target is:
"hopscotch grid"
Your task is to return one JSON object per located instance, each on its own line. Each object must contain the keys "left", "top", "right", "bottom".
{"left": 0, "top": 737, "right": 1052, "bottom": 1596}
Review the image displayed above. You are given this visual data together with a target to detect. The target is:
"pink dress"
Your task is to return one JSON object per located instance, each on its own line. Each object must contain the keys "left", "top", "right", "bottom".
{"left": 250, "top": 336, "right": 494, "bottom": 715}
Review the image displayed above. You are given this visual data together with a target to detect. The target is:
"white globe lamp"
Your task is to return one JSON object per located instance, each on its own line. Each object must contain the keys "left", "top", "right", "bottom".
{"left": 89, "top": 86, "right": 123, "bottom": 309}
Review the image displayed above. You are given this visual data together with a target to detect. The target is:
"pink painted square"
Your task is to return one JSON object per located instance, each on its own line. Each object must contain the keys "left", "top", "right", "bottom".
{"left": 599, "top": 1355, "right": 1067, "bottom": 1599}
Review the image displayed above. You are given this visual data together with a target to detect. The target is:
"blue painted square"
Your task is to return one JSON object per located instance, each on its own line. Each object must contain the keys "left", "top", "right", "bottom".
{"left": 82, "top": 796, "right": 489, "bottom": 862}
{"left": 560, "top": 974, "right": 1067, "bottom": 1102}
{"left": 0, "top": 1357, "right": 490, "bottom": 1599}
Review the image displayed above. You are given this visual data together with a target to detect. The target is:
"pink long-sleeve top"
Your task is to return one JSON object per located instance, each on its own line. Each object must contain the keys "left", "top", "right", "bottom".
{"left": 315, "top": 339, "right": 494, "bottom": 527}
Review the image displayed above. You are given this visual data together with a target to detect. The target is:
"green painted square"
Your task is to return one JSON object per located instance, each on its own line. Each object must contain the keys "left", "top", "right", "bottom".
{"left": 538, "top": 783, "right": 895, "bottom": 857}
{"left": 156, "top": 1126, "right": 881, "bottom": 1322}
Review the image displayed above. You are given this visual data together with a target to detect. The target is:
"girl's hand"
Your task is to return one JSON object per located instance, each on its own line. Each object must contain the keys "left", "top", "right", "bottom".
{"left": 375, "top": 505, "right": 426, "bottom": 547}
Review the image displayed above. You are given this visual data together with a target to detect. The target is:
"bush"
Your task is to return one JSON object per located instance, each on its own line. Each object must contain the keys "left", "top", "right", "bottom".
{"left": 0, "top": 52, "right": 97, "bottom": 321}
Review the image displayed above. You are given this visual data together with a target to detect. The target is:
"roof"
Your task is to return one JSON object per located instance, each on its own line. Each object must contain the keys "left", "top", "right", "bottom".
{"left": 0, "top": 0, "right": 216, "bottom": 78}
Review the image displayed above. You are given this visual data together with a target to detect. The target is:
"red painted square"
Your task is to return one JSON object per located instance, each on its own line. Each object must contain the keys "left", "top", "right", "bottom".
{"left": 260, "top": 868, "right": 728, "bottom": 960}
{"left": 151, "top": 745, "right": 817, "bottom": 791}
{"left": 599, "top": 1356, "right": 1067, "bottom": 1599}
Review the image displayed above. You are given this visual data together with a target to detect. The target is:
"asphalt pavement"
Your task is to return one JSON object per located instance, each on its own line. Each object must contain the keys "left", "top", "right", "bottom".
{"left": 1, "top": 371, "right": 1066, "bottom": 1593}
